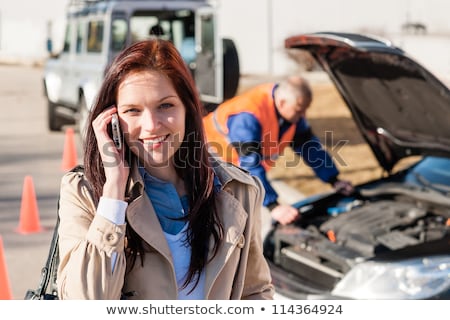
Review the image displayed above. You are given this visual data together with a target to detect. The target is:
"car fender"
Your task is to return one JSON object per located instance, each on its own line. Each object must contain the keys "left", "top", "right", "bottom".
{"left": 43, "top": 71, "right": 62, "bottom": 104}
{"left": 78, "top": 79, "right": 99, "bottom": 112}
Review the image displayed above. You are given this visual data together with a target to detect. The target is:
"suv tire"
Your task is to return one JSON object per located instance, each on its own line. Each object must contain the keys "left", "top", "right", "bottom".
{"left": 48, "top": 100, "right": 63, "bottom": 132}
{"left": 222, "top": 38, "right": 240, "bottom": 100}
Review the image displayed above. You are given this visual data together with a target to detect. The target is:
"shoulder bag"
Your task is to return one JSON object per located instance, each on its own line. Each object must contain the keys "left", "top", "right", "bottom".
{"left": 24, "top": 215, "right": 59, "bottom": 300}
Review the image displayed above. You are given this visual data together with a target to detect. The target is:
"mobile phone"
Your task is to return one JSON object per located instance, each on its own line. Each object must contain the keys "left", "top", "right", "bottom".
{"left": 111, "top": 113, "right": 122, "bottom": 150}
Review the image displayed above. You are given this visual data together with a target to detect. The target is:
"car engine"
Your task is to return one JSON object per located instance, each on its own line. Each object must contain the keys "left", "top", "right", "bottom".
{"left": 271, "top": 191, "right": 450, "bottom": 291}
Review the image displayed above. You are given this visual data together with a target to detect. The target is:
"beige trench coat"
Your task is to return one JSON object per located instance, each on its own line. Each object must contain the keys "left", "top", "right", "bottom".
{"left": 57, "top": 158, "right": 274, "bottom": 299}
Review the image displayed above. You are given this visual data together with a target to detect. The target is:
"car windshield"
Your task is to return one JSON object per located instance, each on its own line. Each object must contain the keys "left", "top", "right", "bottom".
{"left": 129, "top": 10, "right": 196, "bottom": 60}
{"left": 111, "top": 9, "right": 196, "bottom": 62}
{"left": 404, "top": 156, "right": 450, "bottom": 191}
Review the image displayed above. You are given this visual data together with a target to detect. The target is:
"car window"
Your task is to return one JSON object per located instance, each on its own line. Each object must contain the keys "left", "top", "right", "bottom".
{"left": 87, "top": 21, "right": 104, "bottom": 53}
{"left": 76, "top": 22, "right": 83, "bottom": 54}
{"left": 172, "top": 19, "right": 196, "bottom": 64}
{"left": 406, "top": 156, "right": 450, "bottom": 188}
{"left": 130, "top": 15, "right": 159, "bottom": 43}
{"left": 127, "top": 10, "right": 197, "bottom": 64}
{"left": 111, "top": 18, "right": 128, "bottom": 52}
{"left": 200, "top": 14, "right": 214, "bottom": 53}
{"left": 63, "top": 24, "right": 71, "bottom": 53}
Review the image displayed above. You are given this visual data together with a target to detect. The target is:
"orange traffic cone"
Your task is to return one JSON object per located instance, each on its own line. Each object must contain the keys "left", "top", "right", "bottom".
{"left": 61, "top": 127, "right": 78, "bottom": 171}
{"left": 16, "top": 176, "right": 43, "bottom": 234}
{"left": 0, "top": 236, "right": 13, "bottom": 300}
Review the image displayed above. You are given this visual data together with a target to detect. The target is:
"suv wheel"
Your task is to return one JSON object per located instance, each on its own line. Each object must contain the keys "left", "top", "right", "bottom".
{"left": 48, "top": 100, "right": 63, "bottom": 132}
{"left": 222, "top": 38, "right": 240, "bottom": 100}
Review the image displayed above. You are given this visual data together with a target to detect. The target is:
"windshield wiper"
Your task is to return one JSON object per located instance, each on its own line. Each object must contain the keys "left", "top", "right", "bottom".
{"left": 359, "top": 182, "right": 450, "bottom": 207}
{"left": 413, "top": 172, "right": 450, "bottom": 195}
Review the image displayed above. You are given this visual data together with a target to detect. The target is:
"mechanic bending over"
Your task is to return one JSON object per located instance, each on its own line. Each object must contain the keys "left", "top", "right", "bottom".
{"left": 203, "top": 76, "right": 354, "bottom": 225}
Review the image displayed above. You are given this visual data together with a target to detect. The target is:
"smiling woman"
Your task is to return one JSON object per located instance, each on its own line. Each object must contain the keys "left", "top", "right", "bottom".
{"left": 56, "top": 39, "right": 274, "bottom": 300}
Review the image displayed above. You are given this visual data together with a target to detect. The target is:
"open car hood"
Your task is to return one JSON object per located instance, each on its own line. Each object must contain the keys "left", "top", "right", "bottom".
{"left": 285, "top": 32, "right": 450, "bottom": 171}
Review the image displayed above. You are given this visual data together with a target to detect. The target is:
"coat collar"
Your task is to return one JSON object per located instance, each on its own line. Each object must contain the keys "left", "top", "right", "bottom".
{"left": 125, "top": 159, "right": 173, "bottom": 261}
{"left": 209, "top": 156, "right": 257, "bottom": 189}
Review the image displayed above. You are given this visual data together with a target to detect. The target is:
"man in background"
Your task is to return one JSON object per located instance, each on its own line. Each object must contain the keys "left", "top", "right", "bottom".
{"left": 203, "top": 76, "right": 353, "bottom": 225}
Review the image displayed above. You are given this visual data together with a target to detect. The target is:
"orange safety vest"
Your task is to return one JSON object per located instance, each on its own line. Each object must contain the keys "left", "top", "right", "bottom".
{"left": 203, "top": 83, "right": 296, "bottom": 170}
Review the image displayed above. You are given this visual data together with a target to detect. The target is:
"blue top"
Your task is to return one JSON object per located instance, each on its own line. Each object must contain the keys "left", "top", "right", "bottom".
{"left": 139, "top": 167, "right": 189, "bottom": 235}
{"left": 139, "top": 167, "right": 223, "bottom": 234}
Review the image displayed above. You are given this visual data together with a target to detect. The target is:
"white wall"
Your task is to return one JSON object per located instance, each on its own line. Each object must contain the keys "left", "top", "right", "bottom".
{"left": 0, "top": 0, "right": 69, "bottom": 64}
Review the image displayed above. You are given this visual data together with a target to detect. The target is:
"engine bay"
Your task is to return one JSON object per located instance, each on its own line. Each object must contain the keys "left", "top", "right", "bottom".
{"left": 269, "top": 186, "right": 450, "bottom": 291}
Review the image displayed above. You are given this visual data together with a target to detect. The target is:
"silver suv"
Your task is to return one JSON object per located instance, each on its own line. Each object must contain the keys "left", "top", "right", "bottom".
{"left": 43, "top": 0, "right": 239, "bottom": 134}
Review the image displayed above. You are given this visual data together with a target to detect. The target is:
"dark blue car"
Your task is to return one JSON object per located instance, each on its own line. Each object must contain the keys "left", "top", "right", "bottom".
{"left": 264, "top": 32, "right": 450, "bottom": 300}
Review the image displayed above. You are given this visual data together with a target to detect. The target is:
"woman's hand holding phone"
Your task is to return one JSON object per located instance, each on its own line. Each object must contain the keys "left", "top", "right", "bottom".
{"left": 92, "top": 106, "right": 129, "bottom": 201}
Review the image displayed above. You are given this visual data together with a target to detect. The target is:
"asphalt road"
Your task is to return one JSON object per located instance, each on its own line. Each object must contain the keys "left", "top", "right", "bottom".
{"left": 0, "top": 64, "right": 83, "bottom": 299}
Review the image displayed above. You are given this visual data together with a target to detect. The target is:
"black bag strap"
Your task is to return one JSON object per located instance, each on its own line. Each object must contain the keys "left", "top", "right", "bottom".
{"left": 25, "top": 165, "right": 85, "bottom": 300}
{"left": 24, "top": 206, "right": 60, "bottom": 299}
{"left": 33, "top": 215, "right": 60, "bottom": 299}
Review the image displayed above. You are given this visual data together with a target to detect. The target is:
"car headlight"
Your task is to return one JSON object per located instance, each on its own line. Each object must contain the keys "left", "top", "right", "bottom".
{"left": 331, "top": 255, "right": 450, "bottom": 299}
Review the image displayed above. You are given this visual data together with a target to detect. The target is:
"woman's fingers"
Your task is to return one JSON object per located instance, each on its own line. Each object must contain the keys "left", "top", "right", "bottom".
{"left": 93, "top": 107, "right": 122, "bottom": 165}
{"left": 93, "top": 107, "right": 130, "bottom": 199}
{"left": 92, "top": 106, "right": 116, "bottom": 143}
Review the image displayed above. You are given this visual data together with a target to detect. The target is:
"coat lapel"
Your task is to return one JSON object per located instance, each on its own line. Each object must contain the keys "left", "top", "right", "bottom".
{"left": 125, "top": 162, "right": 173, "bottom": 264}
{"left": 204, "top": 190, "right": 248, "bottom": 296}
{"left": 203, "top": 161, "right": 251, "bottom": 296}
{"left": 126, "top": 194, "right": 172, "bottom": 261}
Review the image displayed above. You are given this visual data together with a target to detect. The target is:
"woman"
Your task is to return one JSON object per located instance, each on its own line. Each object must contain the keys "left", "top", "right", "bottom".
{"left": 57, "top": 39, "right": 274, "bottom": 299}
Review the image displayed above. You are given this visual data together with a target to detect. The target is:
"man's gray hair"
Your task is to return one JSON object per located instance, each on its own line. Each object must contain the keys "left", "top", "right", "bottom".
{"left": 278, "top": 75, "right": 312, "bottom": 105}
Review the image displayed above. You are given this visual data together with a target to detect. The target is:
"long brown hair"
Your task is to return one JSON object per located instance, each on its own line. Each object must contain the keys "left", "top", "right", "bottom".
{"left": 83, "top": 39, "right": 223, "bottom": 288}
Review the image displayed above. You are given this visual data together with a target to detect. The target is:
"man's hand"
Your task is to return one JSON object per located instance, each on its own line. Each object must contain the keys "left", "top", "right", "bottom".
{"left": 333, "top": 179, "right": 354, "bottom": 196}
{"left": 270, "top": 204, "right": 299, "bottom": 225}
